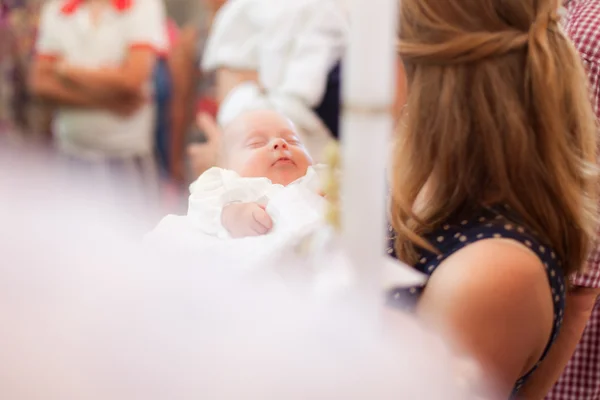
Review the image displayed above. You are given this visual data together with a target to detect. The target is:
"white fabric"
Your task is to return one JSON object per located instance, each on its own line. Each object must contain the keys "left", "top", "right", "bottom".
{"left": 148, "top": 215, "right": 426, "bottom": 291}
{"left": 149, "top": 171, "right": 426, "bottom": 290}
{"left": 35, "top": 0, "right": 167, "bottom": 158}
{"left": 36, "top": 1, "right": 64, "bottom": 57}
{"left": 201, "top": 0, "right": 270, "bottom": 71}
{"left": 0, "top": 147, "right": 478, "bottom": 400}
{"left": 257, "top": 0, "right": 347, "bottom": 107}
{"left": 202, "top": 0, "right": 348, "bottom": 161}
{"left": 149, "top": 198, "right": 324, "bottom": 273}
{"left": 261, "top": 222, "right": 427, "bottom": 292}
{"left": 187, "top": 164, "right": 327, "bottom": 238}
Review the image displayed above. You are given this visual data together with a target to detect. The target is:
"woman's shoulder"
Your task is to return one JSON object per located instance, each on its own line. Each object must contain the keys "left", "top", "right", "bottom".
{"left": 421, "top": 215, "right": 561, "bottom": 325}
{"left": 425, "top": 238, "right": 552, "bottom": 303}
{"left": 418, "top": 238, "right": 556, "bottom": 394}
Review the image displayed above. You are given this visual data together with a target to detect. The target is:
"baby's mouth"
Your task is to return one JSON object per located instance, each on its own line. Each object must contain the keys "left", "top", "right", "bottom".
{"left": 273, "top": 157, "right": 295, "bottom": 166}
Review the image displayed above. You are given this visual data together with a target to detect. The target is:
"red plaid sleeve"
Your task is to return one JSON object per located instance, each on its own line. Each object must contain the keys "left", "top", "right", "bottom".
{"left": 546, "top": 2, "right": 600, "bottom": 399}
{"left": 573, "top": 233, "right": 600, "bottom": 288}
{"left": 546, "top": 300, "right": 600, "bottom": 400}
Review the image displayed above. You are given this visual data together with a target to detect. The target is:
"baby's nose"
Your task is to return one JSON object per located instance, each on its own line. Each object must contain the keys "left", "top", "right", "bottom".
{"left": 271, "top": 139, "right": 288, "bottom": 150}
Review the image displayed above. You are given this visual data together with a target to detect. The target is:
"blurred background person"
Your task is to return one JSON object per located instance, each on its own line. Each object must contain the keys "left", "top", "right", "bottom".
{"left": 518, "top": 0, "right": 600, "bottom": 398}
{"left": 10, "top": 2, "right": 50, "bottom": 140}
{"left": 168, "top": 0, "right": 225, "bottom": 185}
{"left": 153, "top": 16, "right": 179, "bottom": 180}
{"left": 29, "top": 0, "right": 167, "bottom": 208}
{"left": 1, "top": 1, "right": 54, "bottom": 142}
{"left": 152, "top": 15, "right": 183, "bottom": 212}
{"left": 0, "top": 0, "right": 19, "bottom": 136}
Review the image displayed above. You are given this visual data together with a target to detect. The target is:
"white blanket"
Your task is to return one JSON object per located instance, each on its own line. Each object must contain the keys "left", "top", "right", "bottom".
{"left": 148, "top": 188, "right": 425, "bottom": 291}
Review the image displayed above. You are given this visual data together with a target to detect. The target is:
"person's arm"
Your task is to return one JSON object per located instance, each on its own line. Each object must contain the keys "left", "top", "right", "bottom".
{"left": 196, "top": 112, "right": 222, "bottom": 143}
{"left": 216, "top": 68, "right": 259, "bottom": 104}
{"left": 28, "top": 2, "right": 102, "bottom": 107}
{"left": 517, "top": 287, "right": 600, "bottom": 398}
{"left": 29, "top": 56, "right": 104, "bottom": 108}
{"left": 188, "top": 167, "right": 272, "bottom": 237}
{"left": 168, "top": 26, "right": 198, "bottom": 182}
{"left": 187, "top": 112, "right": 222, "bottom": 178}
{"left": 30, "top": 56, "right": 148, "bottom": 117}
{"left": 57, "top": 47, "right": 155, "bottom": 97}
{"left": 59, "top": 0, "right": 165, "bottom": 98}
{"left": 412, "top": 240, "right": 556, "bottom": 398}
{"left": 221, "top": 202, "right": 272, "bottom": 237}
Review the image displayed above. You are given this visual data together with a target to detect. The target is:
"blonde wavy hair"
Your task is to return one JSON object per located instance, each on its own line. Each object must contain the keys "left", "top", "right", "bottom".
{"left": 390, "top": 0, "right": 598, "bottom": 276}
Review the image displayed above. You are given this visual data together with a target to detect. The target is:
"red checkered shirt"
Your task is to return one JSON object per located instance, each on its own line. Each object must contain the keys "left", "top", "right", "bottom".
{"left": 546, "top": 1, "right": 600, "bottom": 399}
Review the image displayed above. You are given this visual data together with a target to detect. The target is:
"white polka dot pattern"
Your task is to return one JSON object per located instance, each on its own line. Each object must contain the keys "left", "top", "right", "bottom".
{"left": 386, "top": 206, "right": 565, "bottom": 396}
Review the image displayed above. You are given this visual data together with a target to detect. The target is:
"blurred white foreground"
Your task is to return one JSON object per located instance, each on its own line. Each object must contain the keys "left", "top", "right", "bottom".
{"left": 0, "top": 146, "right": 481, "bottom": 400}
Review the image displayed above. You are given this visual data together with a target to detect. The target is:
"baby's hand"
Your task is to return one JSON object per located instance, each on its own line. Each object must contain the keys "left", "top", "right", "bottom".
{"left": 221, "top": 202, "right": 273, "bottom": 238}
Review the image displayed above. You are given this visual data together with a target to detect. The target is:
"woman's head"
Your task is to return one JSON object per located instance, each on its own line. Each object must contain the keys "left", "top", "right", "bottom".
{"left": 390, "top": 0, "right": 598, "bottom": 275}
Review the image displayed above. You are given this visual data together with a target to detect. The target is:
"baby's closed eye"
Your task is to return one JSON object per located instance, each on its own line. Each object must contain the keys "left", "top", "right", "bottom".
{"left": 246, "top": 139, "right": 267, "bottom": 148}
{"left": 281, "top": 134, "right": 301, "bottom": 144}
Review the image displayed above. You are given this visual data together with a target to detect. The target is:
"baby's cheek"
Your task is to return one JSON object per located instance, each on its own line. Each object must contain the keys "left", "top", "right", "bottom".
{"left": 298, "top": 149, "right": 313, "bottom": 166}
{"left": 239, "top": 164, "right": 265, "bottom": 178}
{"left": 236, "top": 153, "right": 269, "bottom": 177}
{"left": 294, "top": 154, "right": 312, "bottom": 172}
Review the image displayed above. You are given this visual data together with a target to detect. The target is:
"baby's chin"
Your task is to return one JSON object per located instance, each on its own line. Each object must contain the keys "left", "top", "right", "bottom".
{"left": 267, "top": 165, "right": 309, "bottom": 186}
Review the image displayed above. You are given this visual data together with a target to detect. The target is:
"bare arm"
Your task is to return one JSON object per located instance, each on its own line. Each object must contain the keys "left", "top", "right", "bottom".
{"left": 29, "top": 1, "right": 97, "bottom": 108}
{"left": 59, "top": 47, "right": 156, "bottom": 97}
{"left": 29, "top": 57, "right": 104, "bottom": 108}
{"left": 414, "top": 240, "right": 555, "bottom": 398}
{"left": 216, "top": 68, "right": 259, "bottom": 104}
{"left": 517, "top": 287, "right": 600, "bottom": 399}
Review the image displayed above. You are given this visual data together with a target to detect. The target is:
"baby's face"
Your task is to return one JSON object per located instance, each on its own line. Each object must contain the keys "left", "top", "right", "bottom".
{"left": 226, "top": 110, "right": 313, "bottom": 186}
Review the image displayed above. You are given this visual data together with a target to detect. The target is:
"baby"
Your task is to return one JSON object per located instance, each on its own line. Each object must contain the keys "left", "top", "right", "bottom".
{"left": 187, "top": 109, "right": 326, "bottom": 238}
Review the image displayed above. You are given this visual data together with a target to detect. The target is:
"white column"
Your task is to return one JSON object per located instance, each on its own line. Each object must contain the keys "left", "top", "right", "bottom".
{"left": 341, "top": 0, "right": 398, "bottom": 298}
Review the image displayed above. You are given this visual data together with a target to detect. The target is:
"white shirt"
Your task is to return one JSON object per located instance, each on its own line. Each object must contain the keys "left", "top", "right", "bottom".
{"left": 35, "top": 0, "right": 167, "bottom": 158}
{"left": 187, "top": 165, "right": 327, "bottom": 238}
{"left": 202, "top": 0, "right": 349, "bottom": 160}
{"left": 202, "top": 0, "right": 269, "bottom": 71}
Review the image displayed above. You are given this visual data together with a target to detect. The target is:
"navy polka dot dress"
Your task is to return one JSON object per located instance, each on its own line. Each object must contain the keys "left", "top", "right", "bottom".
{"left": 386, "top": 205, "right": 565, "bottom": 397}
